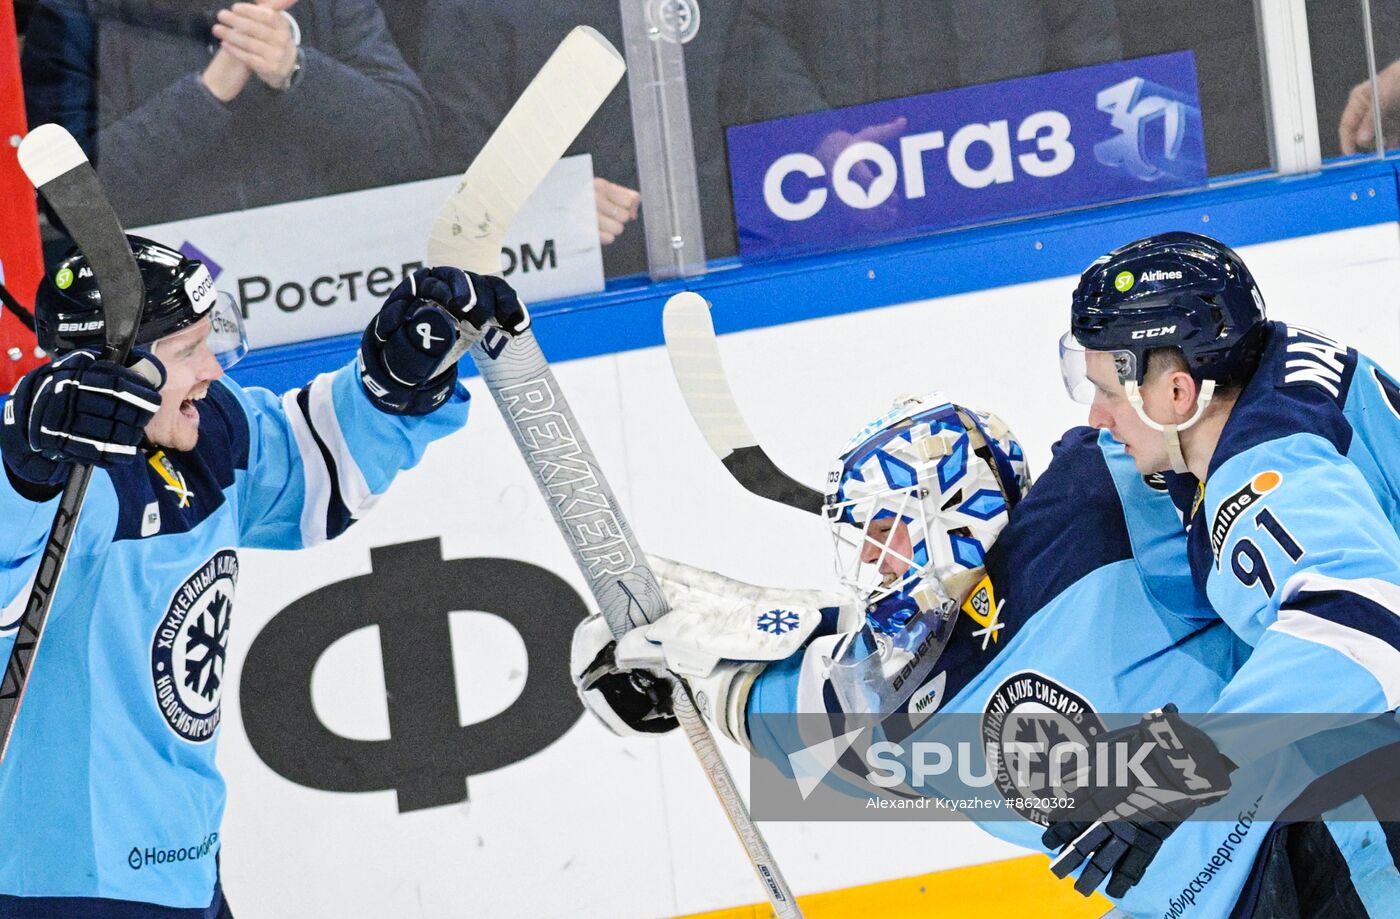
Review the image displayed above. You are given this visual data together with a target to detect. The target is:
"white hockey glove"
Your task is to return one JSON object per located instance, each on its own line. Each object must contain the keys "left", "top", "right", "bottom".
{"left": 571, "top": 555, "right": 859, "bottom": 748}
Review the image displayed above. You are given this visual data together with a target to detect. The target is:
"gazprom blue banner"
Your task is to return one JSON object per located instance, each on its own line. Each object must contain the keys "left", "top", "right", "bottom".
{"left": 727, "top": 52, "right": 1206, "bottom": 258}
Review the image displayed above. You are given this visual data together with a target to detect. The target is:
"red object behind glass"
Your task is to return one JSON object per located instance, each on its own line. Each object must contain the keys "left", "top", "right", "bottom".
{"left": 0, "top": 0, "right": 46, "bottom": 393}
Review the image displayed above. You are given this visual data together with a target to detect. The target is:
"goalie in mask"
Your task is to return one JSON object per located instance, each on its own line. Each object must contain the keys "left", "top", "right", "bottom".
{"left": 573, "top": 395, "right": 1034, "bottom": 744}
{"left": 572, "top": 393, "right": 1400, "bottom": 918}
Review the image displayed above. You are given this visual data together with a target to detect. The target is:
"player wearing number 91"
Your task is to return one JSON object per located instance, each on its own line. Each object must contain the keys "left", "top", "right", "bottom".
{"left": 1053, "top": 231, "right": 1400, "bottom": 901}
{"left": 575, "top": 393, "right": 1400, "bottom": 917}
{"left": 0, "top": 236, "right": 526, "bottom": 917}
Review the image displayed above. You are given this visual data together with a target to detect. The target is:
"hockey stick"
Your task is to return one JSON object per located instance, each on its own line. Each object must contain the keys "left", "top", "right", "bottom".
{"left": 662, "top": 292, "right": 825, "bottom": 516}
{"left": 664, "top": 294, "right": 1018, "bottom": 526}
{"left": 430, "top": 28, "right": 803, "bottom": 918}
{"left": 0, "top": 124, "right": 146, "bottom": 765}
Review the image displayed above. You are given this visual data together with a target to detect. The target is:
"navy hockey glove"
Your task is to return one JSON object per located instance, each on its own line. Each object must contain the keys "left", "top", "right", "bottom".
{"left": 358, "top": 267, "right": 465, "bottom": 415}
{"left": 454, "top": 271, "right": 530, "bottom": 338}
{"left": 358, "top": 268, "right": 529, "bottom": 415}
{"left": 1, "top": 349, "right": 164, "bottom": 489}
{"left": 1042, "top": 705, "right": 1235, "bottom": 898}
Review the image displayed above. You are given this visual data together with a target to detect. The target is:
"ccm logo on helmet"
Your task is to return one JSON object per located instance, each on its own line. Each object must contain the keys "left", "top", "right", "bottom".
{"left": 1130, "top": 325, "right": 1178, "bottom": 339}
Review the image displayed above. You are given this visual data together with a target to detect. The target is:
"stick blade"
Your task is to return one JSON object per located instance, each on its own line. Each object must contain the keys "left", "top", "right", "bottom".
{"left": 428, "top": 26, "right": 626, "bottom": 274}
{"left": 662, "top": 292, "right": 827, "bottom": 515}
{"left": 16, "top": 123, "right": 88, "bottom": 188}
{"left": 663, "top": 291, "right": 760, "bottom": 456}
{"left": 18, "top": 124, "right": 144, "bottom": 361}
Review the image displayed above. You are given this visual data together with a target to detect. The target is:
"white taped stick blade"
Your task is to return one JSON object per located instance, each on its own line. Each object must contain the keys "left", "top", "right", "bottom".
{"left": 662, "top": 292, "right": 761, "bottom": 457}
{"left": 427, "top": 25, "right": 625, "bottom": 274}
{"left": 17, "top": 124, "right": 88, "bottom": 189}
{"left": 663, "top": 292, "right": 828, "bottom": 515}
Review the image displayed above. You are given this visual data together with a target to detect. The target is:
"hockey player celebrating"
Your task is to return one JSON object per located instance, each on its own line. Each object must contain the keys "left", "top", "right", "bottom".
{"left": 0, "top": 236, "right": 526, "bottom": 917}
{"left": 574, "top": 394, "right": 1396, "bottom": 916}
{"left": 568, "top": 397, "right": 1377, "bottom": 919}
{"left": 1051, "top": 231, "right": 1400, "bottom": 900}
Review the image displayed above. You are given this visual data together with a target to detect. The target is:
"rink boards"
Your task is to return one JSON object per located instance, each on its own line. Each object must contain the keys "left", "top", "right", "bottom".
{"left": 216, "top": 166, "right": 1400, "bottom": 917}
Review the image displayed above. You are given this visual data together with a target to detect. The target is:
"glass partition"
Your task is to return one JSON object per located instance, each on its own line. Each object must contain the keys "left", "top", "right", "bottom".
{"left": 1312, "top": 0, "right": 1400, "bottom": 160}
{"left": 1117, "top": 0, "right": 1270, "bottom": 176}
{"left": 680, "top": 0, "right": 1285, "bottom": 267}
{"left": 16, "top": 0, "right": 645, "bottom": 353}
{"left": 1309, "top": 0, "right": 1381, "bottom": 162}
{"left": 1371, "top": 0, "right": 1400, "bottom": 154}
{"left": 12, "top": 0, "right": 1395, "bottom": 338}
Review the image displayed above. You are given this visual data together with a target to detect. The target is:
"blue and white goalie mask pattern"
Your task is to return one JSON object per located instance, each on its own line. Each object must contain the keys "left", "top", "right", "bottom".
{"left": 822, "top": 394, "right": 1029, "bottom": 713}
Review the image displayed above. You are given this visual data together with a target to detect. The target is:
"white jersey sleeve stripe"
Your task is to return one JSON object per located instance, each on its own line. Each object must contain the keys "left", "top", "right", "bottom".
{"left": 1281, "top": 571, "right": 1400, "bottom": 613}
{"left": 280, "top": 385, "right": 332, "bottom": 547}
{"left": 1271, "top": 609, "right": 1400, "bottom": 707}
{"left": 305, "top": 370, "right": 379, "bottom": 518}
{"left": 1275, "top": 571, "right": 1400, "bottom": 707}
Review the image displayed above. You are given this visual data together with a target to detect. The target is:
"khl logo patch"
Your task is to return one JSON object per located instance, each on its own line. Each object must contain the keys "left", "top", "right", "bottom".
{"left": 151, "top": 549, "right": 238, "bottom": 742}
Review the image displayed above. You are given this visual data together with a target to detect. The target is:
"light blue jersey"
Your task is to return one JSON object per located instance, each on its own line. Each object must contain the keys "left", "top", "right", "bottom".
{"left": 748, "top": 428, "right": 1395, "bottom": 918}
{"left": 0, "top": 362, "right": 468, "bottom": 912}
{"left": 1172, "top": 322, "right": 1400, "bottom": 754}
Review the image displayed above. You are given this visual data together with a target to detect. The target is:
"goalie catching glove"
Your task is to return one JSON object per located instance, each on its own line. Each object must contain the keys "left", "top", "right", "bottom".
{"left": 358, "top": 267, "right": 529, "bottom": 415}
{"left": 1042, "top": 704, "right": 1236, "bottom": 898}
{"left": 571, "top": 556, "right": 857, "bottom": 748}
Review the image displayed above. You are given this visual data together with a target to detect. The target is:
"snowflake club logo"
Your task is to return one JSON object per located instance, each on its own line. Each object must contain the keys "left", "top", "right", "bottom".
{"left": 756, "top": 608, "right": 801, "bottom": 635}
{"left": 1003, "top": 716, "right": 1073, "bottom": 796}
{"left": 980, "top": 671, "right": 1105, "bottom": 826}
{"left": 184, "top": 592, "right": 229, "bottom": 702}
{"left": 152, "top": 550, "right": 239, "bottom": 743}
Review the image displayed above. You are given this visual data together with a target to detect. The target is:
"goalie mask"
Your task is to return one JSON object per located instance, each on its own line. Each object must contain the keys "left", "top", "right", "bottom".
{"left": 822, "top": 394, "right": 1029, "bottom": 713}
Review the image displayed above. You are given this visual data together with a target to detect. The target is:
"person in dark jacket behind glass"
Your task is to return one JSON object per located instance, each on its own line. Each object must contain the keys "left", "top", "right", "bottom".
{"left": 21, "top": 0, "right": 434, "bottom": 228}
{"left": 717, "top": 0, "right": 1122, "bottom": 124}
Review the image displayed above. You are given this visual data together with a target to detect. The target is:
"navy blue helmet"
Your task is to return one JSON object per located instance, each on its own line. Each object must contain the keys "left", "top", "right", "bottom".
{"left": 1068, "top": 231, "right": 1267, "bottom": 387}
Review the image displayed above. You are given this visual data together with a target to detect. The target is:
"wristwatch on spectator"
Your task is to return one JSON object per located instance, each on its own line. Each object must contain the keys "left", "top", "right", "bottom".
{"left": 278, "top": 10, "right": 304, "bottom": 91}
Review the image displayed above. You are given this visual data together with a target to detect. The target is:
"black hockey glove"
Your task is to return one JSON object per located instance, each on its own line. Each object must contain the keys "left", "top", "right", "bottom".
{"left": 1, "top": 349, "right": 164, "bottom": 491}
{"left": 358, "top": 268, "right": 530, "bottom": 415}
{"left": 571, "top": 615, "right": 678, "bottom": 736}
{"left": 1042, "top": 705, "right": 1236, "bottom": 898}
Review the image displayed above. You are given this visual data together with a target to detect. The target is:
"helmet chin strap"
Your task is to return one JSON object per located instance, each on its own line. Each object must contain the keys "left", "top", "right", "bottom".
{"left": 1122, "top": 379, "right": 1216, "bottom": 474}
